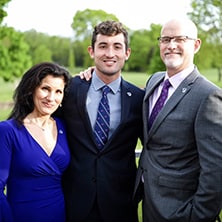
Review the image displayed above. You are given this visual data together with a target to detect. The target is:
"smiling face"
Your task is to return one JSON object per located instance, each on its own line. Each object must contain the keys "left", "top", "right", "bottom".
{"left": 32, "top": 75, "right": 65, "bottom": 116}
{"left": 87, "top": 33, "right": 131, "bottom": 81}
{"left": 159, "top": 19, "right": 201, "bottom": 77}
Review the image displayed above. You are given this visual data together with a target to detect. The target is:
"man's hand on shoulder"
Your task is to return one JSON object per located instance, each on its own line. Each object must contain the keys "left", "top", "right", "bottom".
{"left": 78, "top": 66, "right": 95, "bottom": 81}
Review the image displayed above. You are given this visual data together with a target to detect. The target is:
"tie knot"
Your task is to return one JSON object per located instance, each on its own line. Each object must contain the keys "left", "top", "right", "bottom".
{"left": 102, "top": 85, "right": 111, "bottom": 95}
{"left": 163, "top": 79, "right": 171, "bottom": 89}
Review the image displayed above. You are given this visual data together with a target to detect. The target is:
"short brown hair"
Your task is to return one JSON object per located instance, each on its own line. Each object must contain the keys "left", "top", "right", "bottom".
{"left": 91, "top": 20, "right": 129, "bottom": 51}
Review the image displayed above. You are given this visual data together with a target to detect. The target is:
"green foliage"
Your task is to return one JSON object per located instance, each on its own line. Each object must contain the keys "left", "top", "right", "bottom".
{"left": 33, "top": 44, "right": 52, "bottom": 64}
{"left": 23, "top": 30, "right": 72, "bottom": 67}
{"left": 129, "top": 29, "right": 152, "bottom": 72}
{"left": 72, "top": 9, "right": 120, "bottom": 41}
{"left": 47, "top": 35, "right": 71, "bottom": 66}
{"left": 189, "top": 0, "right": 222, "bottom": 39}
{"left": 128, "top": 23, "right": 166, "bottom": 74}
{"left": 0, "top": 26, "right": 32, "bottom": 81}
{"left": 68, "top": 47, "right": 75, "bottom": 70}
{"left": 188, "top": 0, "right": 222, "bottom": 79}
{"left": 73, "top": 40, "right": 85, "bottom": 67}
{"left": 1, "top": 6, "right": 222, "bottom": 82}
{"left": 0, "top": 0, "right": 11, "bottom": 24}
{"left": 23, "top": 30, "right": 54, "bottom": 64}
{"left": 71, "top": 9, "right": 121, "bottom": 68}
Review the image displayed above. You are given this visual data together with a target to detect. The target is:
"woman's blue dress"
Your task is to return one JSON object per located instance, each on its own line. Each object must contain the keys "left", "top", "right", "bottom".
{"left": 0, "top": 118, "right": 70, "bottom": 222}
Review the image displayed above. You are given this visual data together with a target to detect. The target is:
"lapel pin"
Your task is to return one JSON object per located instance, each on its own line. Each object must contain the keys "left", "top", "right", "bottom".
{"left": 127, "top": 92, "right": 132, "bottom": 96}
{"left": 182, "top": 88, "right": 187, "bottom": 93}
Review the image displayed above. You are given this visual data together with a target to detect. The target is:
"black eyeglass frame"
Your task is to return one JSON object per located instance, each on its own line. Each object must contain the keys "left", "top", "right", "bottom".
{"left": 157, "top": 35, "right": 197, "bottom": 44}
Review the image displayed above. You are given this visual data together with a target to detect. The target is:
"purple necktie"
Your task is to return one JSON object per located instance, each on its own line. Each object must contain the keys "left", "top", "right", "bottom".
{"left": 148, "top": 79, "right": 171, "bottom": 129}
{"left": 94, "top": 85, "right": 111, "bottom": 149}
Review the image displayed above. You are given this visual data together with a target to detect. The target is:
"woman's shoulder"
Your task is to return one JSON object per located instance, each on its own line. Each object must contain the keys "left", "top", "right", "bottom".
{"left": 0, "top": 119, "right": 17, "bottom": 130}
{"left": 53, "top": 117, "right": 63, "bottom": 124}
{"left": 0, "top": 119, "right": 20, "bottom": 139}
{"left": 53, "top": 117, "right": 66, "bottom": 131}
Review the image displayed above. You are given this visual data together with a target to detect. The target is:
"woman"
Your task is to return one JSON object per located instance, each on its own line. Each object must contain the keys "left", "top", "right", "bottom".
{"left": 0, "top": 62, "right": 71, "bottom": 222}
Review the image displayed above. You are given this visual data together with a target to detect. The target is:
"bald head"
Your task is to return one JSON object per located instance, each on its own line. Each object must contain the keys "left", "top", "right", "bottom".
{"left": 161, "top": 18, "right": 198, "bottom": 39}
{"left": 158, "top": 18, "right": 201, "bottom": 76}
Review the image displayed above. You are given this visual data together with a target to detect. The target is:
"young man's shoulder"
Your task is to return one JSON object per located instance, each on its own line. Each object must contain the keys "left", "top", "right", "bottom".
{"left": 122, "top": 78, "right": 145, "bottom": 94}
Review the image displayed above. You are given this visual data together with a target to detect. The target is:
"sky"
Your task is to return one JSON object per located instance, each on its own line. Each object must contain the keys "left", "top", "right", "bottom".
{"left": 3, "top": 0, "right": 192, "bottom": 37}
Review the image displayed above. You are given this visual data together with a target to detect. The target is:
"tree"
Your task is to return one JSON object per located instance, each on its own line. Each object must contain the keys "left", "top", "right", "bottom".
{"left": 73, "top": 40, "right": 85, "bottom": 67}
{"left": 23, "top": 30, "right": 53, "bottom": 64}
{"left": 0, "top": 26, "right": 32, "bottom": 81}
{"left": 47, "top": 35, "right": 71, "bottom": 67}
{"left": 71, "top": 9, "right": 120, "bottom": 67}
{"left": 71, "top": 9, "right": 119, "bottom": 41}
{"left": 23, "top": 30, "right": 72, "bottom": 67}
{"left": 0, "top": 0, "right": 32, "bottom": 81}
{"left": 129, "top": 29, "right": 151, "bottom": 72}
{"left": 68, "top": 44, "right": 75, "bottom": 72}
{"left": 0, "top": 0, "right": 10, "bottom": 24}
{"left": 188, "top": 0, "right": 222, "bottom": 81}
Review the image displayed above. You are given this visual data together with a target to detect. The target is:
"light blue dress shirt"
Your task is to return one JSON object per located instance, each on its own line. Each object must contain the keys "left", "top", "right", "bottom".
{"left": 86, "top": 71, "right": 121, "bottom": 138}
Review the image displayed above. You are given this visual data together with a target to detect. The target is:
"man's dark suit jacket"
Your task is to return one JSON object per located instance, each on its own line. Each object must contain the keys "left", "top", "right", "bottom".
{"left": 60, "top": 76, "right": 144, "bottom": 222}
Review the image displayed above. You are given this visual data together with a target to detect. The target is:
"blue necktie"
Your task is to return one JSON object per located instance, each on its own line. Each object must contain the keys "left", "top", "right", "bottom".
{"left": 148, "top": 79, "right": 171, "bottom": 129}
{"left": 94, "top": 85, "right": 111, "bottom": 149}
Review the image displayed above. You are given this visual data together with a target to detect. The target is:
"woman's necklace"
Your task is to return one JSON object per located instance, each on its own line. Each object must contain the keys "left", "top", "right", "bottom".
{"left": 31, "top": 122, "right": 46, "bottom": 131}
{"left": 27, "top": 117, "right": 53, "bottom": 131}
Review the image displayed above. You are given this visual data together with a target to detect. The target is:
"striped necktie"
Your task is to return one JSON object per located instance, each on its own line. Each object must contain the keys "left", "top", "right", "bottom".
{"left": 94, "top": 85, "right": 111, "bottom": 149}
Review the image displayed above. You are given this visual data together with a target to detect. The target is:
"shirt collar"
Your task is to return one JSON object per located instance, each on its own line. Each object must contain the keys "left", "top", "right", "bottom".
{"left": 92, "top": 71, "right": 121, "bottom": 94}
{"left": 165, "top": 65, "right": 195, "bottom": 89}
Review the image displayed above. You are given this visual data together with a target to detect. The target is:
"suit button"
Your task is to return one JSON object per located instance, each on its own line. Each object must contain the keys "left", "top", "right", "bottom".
{"left": 92, "top": 177, "right": 96, "bottom": 182}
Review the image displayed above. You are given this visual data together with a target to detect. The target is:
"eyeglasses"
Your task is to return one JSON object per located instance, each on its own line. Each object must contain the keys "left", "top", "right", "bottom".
{"left": 157, "top": 36, "right": 196, "bottom": 44}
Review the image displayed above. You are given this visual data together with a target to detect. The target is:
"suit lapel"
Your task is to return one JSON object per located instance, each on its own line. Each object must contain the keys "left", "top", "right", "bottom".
{"left": 121, "top": 79, "right": 133, "bottom": 122}
{"left": 106, "top": 79, "right": 133, "bottom": 142}
{"left": 76, "top": 80, "right": 96, "bottom": 141}
{"left": 143, "top": 72, "right": 165, "bottom": 135}
{"left": 148, "top": 69, "right": 200, "bottom": 136}
{"left": 144, "top": 72, "right": 165, "bottom": 103}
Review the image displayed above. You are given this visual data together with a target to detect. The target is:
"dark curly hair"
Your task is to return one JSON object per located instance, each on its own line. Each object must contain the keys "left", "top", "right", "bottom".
{"left": 91, "top": 20, "right": 129, "bottom": 51}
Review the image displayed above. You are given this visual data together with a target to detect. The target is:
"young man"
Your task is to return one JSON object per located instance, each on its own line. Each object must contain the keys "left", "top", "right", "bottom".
{"left": 61, "top": 20, "right": 144, "bottom": 222}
